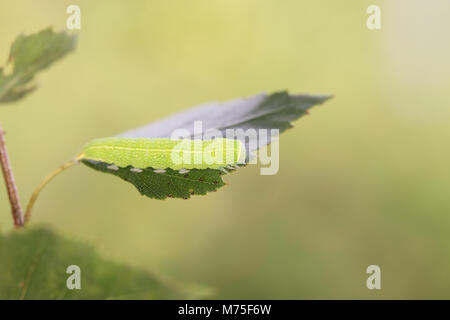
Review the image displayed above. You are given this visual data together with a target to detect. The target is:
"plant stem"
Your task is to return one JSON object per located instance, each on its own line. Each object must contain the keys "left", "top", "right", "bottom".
{"left": 24, "top": 158, "right": 79, "bottom": 225}
{"left": 0, "top": 122, "right": 24, "bottom": 228}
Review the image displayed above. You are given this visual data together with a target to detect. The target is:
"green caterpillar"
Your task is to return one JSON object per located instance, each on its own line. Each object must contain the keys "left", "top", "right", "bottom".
{"left": 78, "top": 137, "right": 245, "bottom": 171}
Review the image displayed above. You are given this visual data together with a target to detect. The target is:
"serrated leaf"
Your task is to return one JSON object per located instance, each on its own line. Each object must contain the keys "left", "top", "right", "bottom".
{"left": 118, "top": 91, "right": 331, "bottom": 152}
{"left": 82, "top": 160, "right": 226, "bottom": 200}
{"left": 0, "top": 28, "right": 77, "bottom": 104}
{"left": 0, "top": 227, "right": 204, "bottom": 299}
{"left": 83, "top": 91, "right": 330, "bottom": 199}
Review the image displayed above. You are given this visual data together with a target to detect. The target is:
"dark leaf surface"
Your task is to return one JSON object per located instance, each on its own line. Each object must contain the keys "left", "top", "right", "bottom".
{"left": 118, "top": 91, "right": 331, "bottom": 151}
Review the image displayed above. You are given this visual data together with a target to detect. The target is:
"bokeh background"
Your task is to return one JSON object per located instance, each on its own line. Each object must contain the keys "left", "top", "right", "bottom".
{"left": 1, "top": 0, "right": 450, "bottom": 299}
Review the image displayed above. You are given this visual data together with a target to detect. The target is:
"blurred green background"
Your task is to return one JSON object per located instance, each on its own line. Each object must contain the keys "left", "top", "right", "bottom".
{"left": 1, "top": 0, "right": 450, "bottom": 299}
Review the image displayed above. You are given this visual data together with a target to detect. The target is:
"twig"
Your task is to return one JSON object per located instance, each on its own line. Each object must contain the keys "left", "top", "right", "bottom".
{"left": 24, "top": 158, "right": 79, "bottom": 225}
{"left": 0, "top": 122, "right": 24, "bottom": 227}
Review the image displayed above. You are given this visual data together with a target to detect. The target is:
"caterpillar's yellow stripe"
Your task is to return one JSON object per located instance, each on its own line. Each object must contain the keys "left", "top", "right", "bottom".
{"left": 78, "top": 137, "right": 245, "bottom": 170}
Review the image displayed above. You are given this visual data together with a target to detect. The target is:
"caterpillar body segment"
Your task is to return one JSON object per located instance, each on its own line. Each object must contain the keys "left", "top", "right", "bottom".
{"left": 78, "top": 137, "right": 245, "bottom": 170}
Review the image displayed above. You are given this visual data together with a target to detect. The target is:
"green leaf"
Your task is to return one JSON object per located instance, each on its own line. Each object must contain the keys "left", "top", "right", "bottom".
{"left": 82, "top": 160, "right": 227, "bottom": 200}
{"left": 0, "top": 28, "right": 77, "bottom": 104}
{"left": 83, "top": 91, "right": 330, "bottom": 199}
{"left": 0, "top": 227, "right": 205, "bottom": 299}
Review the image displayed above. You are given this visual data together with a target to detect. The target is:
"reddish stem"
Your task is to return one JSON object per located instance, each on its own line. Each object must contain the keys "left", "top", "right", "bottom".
{"left": 0, "top": 122, "right": 24, "bottom": 227}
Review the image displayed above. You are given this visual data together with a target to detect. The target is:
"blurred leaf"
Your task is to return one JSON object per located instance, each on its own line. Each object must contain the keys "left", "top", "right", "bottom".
{"left": 0, "top": 227, "right": 198, "bottom": 299}
{"left": 0, "top": 28, "right": 77, "bottom": 104}
{"left": 82, "top": 160, "right": 227, "bottom": 200}
{"left": 83, "top": 91, "right": 330, "bottom": 199}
